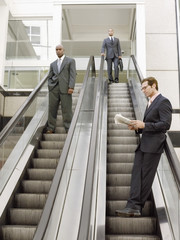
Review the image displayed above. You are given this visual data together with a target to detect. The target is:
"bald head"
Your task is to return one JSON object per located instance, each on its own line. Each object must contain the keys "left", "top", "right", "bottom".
{"left": 55, "top": 44, "right": 64, "bottom": 58}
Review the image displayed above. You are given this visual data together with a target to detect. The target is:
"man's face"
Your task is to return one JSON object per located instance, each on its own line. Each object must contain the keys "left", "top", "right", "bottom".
{"left": 108, "top": 29, "right": 114, "bottom": 36}
{"left": 56, "top": 45, "right": 64, "bottom": 58}
{"left": 141, "top": 81, "right": 156, "bottom": 98}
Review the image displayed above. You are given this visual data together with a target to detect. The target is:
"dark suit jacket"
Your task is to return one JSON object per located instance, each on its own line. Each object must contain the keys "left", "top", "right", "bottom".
{"left": 101, "top": 37, "right": 121, "bottom": 59}
{"left": 47, "top": 56, "right": 76, "bottom": 93}
{"left": 137, "top": 94, "right": 172, "bottom": 153}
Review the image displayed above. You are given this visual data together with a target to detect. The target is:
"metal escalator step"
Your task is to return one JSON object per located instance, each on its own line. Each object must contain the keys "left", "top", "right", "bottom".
{"left": 106, "top": 217, "right": 157, "bottom": 235}
{"left": 107, "top": 163, "right": 133, "bottom": 174}
{"left": 2, "top": 226, "right": 36, "bottom": 240}
{"left": 107, "top": 153, "right": 135, "bottom": 163}
{"left": 108, "top": 102, "right": 132, "bottom": 107}
{"left": 22, "top": 180, "right": 51, "bottom": 193}
{"left": 43, "top": 133, "right": 67, "bottom": 141}
{"left": 106, "top": 200, "right": 153, "bottom": 217}
{"left": 108, "top": 110, "right": 134, "bottom": 118}
{"left": 108, "top": 123, "right": 129, "bottom": 130}
{"left": 36, "top": 149, "right": 62, "bottom": 158}
{"left": 107, "top": 136, "right": 138, "bottom": 145}
{"left": 106, "top": 234, "right": 160, "bottom": 240}
{"left": 27, "top": 169, "right": 55, "bottom": 180}
{"left": 39, "top": 141, "right": 64, "bottom": 149}
{"left": 15, "top": 193, "right": 47, "bottom": 208}
{"left": 107, "top": 174, "right": 131, "bottom": 186}
{"left": 107, "top": 186, "right": 130, "bottom": 200}
{"left": 54, "top": 127, "right": 66, "bottom": 134}
{"left": 9, "top": 209, "right": 42, "bottom": 225}
{"left": 32, "top": 158, "right": 58, "bottom": 169}
{"left": 108, "top": 129, "right": 136, "bottom": 137}
{"left": 107, "top": 145, "right": 137, "bottom": 153}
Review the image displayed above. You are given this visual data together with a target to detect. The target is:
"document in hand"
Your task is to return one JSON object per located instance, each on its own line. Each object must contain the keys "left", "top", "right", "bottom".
{"left": 114, "top": 113, "right": 131, "bottom": 125}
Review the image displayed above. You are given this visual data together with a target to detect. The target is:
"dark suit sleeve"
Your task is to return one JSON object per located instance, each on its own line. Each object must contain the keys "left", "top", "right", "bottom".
{"left": 117, "top": 38, "right": 122, "bottom": 56}
{"left": 101, "top": 39, "right": 106, "bottom": 53}
{"left": 68, "top": 58, "right": 76, "bottom": 89}
{"left": 144, "top": 98, "right": 172, "bottom": 132}
{"left": 47, "top": 63, "right": 54, "bottom": 80}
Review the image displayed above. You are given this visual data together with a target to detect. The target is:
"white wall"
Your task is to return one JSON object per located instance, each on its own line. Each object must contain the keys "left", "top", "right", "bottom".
{"left": 145, "top": 0, "right": 179, "bottom": 110}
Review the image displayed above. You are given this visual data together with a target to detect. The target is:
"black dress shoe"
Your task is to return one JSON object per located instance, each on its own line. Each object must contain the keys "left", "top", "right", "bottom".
{"left": 115, "top": 79, "right": 119, "bottom": 83}
{"left": 115, "top": 208, "right": 141, "bottom": 217}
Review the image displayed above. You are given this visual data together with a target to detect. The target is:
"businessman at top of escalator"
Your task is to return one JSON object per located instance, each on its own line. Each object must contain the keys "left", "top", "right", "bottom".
{"left": 101, "top": 28, "right": 122, "bottom": 84}
{"left": 115, "top": 77, "right": 172, "bottom": 217}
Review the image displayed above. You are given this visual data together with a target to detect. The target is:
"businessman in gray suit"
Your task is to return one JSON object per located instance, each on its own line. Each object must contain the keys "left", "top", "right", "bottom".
{"left": 101, "top": 28, "right": 122, "bottom": 84}
{"left": 46, "top": 44, "right": 76, "bottom": 133}
{"left": 115, "top": 77, "right": 172, "bottom": 217}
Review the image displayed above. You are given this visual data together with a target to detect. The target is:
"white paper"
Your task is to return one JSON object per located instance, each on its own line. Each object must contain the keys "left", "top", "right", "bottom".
{"left": 114, "top": 113, "right": 131, "bottom": 125}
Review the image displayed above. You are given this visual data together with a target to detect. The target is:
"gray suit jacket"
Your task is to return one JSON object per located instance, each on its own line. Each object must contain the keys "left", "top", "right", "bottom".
{"left": 47, "top": 56, "right": 76, "bottom": 93}
{"left": 137, "top": 94, "right": 172, "bottom": 153}
{"left": 101, "top": 37, "right": 122, "bottom": 59}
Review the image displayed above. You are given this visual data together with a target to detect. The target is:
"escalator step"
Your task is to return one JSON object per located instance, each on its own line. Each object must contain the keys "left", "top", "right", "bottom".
{"left": 42, "top": 133, "right": 67, "bottom": 141}
{"left": 36, "top": 149, "right": 62, "bottom": 158}
{"left": 107, "top": 186, "right": 130, "bottom": 200}
{"left": 107, "top": 174, "right": 131, "bottom": 186}
{"left": 107, "top": 136, "right": 138, "bottom": 144}
{"left": 9, "top": 209, "right": 42, "bottom": 225}
{"left": 106, "top": 234, "right": 160, "bottom": 240}
{"left": 15, "top": 193, "right": 47, "bottom": 208}
{"left": 107, "top": 145, "right": 137, "bottom": 153}
{"left": 2, "top": 226, "right": 36, "bottom": 240}
{"left": 27, "top": 169, "right": 55, "bottom": 180}
{"left": 107, "top": 153, "right": 135, "bottom": 163}
{"left": 39, "top": 141, "right": 64, "bottom": 149}
{"left": 106, "top": 217, "right": 157, "bottom": 235}
{"left": 32, "top": 158, "right": 58, "bottom": 169}
{"left": 22, "top": 180, "right": 51, "bottom": 193}
{"left": 107, "top": 163, "right": 133, "bottom": 174}
{"left": 106, "top": 200, "right": 152, "bottom": 217}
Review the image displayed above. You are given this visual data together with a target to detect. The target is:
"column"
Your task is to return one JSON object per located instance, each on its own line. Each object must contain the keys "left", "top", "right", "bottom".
{"left": 50, "top": 2, "right": 63, "bottom": 60}
{"left": 0, "top": 4, "right": 9, "bottom": 86}
{"left": 136, "top": 3, "right": 146, "bottom": 77}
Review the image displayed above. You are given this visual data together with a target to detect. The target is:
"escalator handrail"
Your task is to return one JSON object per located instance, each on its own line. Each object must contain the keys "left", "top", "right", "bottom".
{"left": 130, "top": 54, "right": 180, "bottom": 191}
{"left": 77, "top": 56, "right": 105, "bottom": 240}
{"left": 33, "top": 56, "right": 95, "bottom": 240}
{"left": 0, "top": 73, "right": 48, "bottom": 145}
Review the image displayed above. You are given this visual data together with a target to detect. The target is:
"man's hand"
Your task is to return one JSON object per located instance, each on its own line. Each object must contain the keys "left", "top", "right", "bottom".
{"left": 128, "top": 120, "right": 145, "bottom": 130}
{"left": 101, "top": 53, "right": 105, "bottom": 56}
{"left": 118, "top": 56, "right": 122, "bottom": 59}
{"left": 68, "top": 88, "right": 74, "bottom": 94}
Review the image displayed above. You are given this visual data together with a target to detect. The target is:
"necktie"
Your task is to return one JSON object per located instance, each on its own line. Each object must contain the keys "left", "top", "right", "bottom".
{"left": 57, "top": 58, "right": 61, "bottom": 73}
{"left": 111, "top": 37, "right": 113, "bottom": 44}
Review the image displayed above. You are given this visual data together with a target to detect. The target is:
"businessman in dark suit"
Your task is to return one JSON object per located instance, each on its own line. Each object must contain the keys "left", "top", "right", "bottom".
{"left": 46, "top": 44, "right": 76, "bottom": 133}
{"left": 115, "top": 77, "right": 172, "bottom": 217}
{"left": 101, "top": 28, "right": 122, "bottom": 84}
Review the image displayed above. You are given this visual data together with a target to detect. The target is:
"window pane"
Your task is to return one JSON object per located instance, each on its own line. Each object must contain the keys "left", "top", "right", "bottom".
{"left": 31, "top": 26, "right": 40, "bottom": 35}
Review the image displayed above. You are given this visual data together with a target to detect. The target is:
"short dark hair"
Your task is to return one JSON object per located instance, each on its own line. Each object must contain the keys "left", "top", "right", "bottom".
{"left": 141, "top": 77, "right": 158, "bottom": 91}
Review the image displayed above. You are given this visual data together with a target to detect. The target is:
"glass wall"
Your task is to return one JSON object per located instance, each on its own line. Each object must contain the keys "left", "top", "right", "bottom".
{"left": 4, "top": 67, "right": 48, "bottom": 89}
{"left": 6, "top": 19, "right": 52, "bottom": 60}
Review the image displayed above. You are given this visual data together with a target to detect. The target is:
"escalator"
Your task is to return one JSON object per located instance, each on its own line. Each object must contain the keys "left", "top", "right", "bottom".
{"left": 0, "top": 84, "right": 82, "bottom": 240}
{"left": 106, "top": 83, "right": 160, "bottom": 239}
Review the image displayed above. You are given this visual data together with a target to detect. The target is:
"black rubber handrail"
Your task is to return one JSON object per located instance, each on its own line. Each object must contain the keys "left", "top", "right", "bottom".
{"left": 33, "top": 56, "right": 95, "bottom": 240}
{"left": 77, "top": 56, "right": 105, "bottom": 240}
{"left": 130, "top": 54, "right": 180, "bottom": 191}
{"left": 0, "top": 74, "right": 48, "bottom": 145}
{"left": 130, "top": 54, "right": 144, "bottom": 82}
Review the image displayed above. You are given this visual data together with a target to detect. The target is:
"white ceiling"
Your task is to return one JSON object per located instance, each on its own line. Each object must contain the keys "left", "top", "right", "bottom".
{"left": 62, "top": 4, "right": 136, "bottom": 57}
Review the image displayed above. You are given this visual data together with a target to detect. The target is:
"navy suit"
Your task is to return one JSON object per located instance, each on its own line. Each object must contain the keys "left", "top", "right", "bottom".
{"left": 126, "top": 94, "right": 172, "bottom": 210}
{"left": 101, "top": 37, "right": 121, "bottom": 82}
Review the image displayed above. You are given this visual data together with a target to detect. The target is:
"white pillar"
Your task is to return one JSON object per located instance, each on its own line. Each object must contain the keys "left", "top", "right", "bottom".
{"left": 50, "top": 3, "right": 62, "bottom": 60}
{"left": 0, "top": 4, "right": 9, "bottom": 86}
{"left": 136, "top": 3, "right": 146, "bottom": 77}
